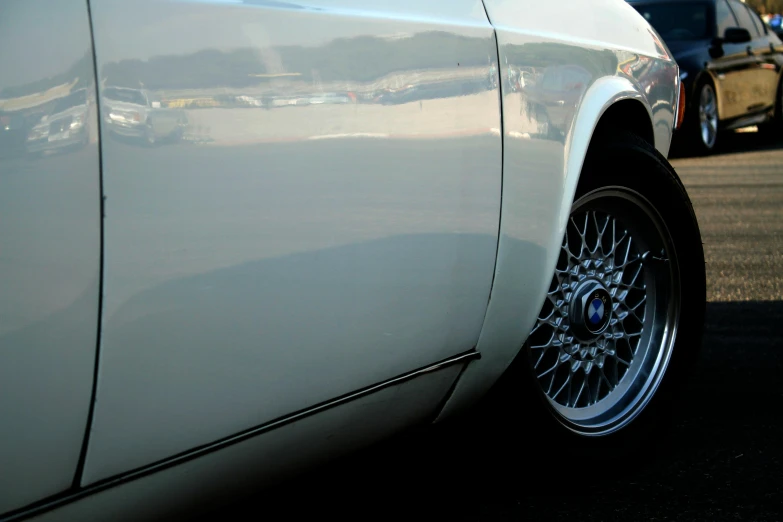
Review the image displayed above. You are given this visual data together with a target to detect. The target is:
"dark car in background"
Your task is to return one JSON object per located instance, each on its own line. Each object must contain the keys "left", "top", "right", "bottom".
{"left": 629, "top": 0, "right": 783, "bottom": 154}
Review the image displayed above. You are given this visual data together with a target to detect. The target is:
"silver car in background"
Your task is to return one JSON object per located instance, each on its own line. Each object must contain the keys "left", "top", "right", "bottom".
{"left": 26, "top": 88, "right": 91, "bottom": 155}
{"left": 102, "top": 87, "right": 186, "bottom": 145}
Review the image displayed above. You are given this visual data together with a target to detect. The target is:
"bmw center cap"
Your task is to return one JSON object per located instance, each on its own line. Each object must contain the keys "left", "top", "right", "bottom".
{"left": 584, "top": 288, "right": 611, "bottom": 334}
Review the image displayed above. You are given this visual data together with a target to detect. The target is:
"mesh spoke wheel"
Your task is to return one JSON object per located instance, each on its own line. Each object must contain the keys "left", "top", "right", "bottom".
{"left": 528, "top": 188, "right": 681, "bottom": 436}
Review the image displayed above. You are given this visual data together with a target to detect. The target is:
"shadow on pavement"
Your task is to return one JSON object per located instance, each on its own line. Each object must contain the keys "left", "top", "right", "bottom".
{"left": 189, "top": 300, "right": 783, "bottom": 521}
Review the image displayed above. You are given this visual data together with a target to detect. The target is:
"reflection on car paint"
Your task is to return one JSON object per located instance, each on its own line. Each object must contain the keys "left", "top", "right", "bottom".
{"left": 102, "top": 87, "right": 187, "bottom": 146}
{"left": 98, "top": 31, "right": 502, "bottom": 147}
{"left": 84, "top": 0, "right": 505, "bottom": 482}
{"left": 0, "top": 54, "right": 97, "bottom": 159}
{"left": 0, "top": 0, "right": 102, "bottom": 512}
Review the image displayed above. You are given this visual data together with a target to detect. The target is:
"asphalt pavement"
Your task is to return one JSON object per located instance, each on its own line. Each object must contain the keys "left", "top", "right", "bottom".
{"left": 193, "top": 130, "right": 783, "bottom": 521}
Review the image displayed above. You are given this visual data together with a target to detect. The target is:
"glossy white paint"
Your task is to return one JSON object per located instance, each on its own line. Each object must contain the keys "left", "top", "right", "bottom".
{"left": 0, "top": 0, "right": 101, "bottom": 512}
{"left": 0, "top": 1, "right": 684, "bottom": 516}
{"left": 27, "top": 365, "right": 462, "bottom": 522}
{"left": 437, "top": 0, "right": 679, "bottom": 419}
{"left": 84, "top": 0, "right": 501, "bottom": 482}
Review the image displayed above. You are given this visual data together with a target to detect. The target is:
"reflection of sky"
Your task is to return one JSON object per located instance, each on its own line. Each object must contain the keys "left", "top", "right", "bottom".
{"left": 95, "top": 0, "right": 489, "bottom": 64}
{"left": 0, "top": 0, "right": 490, "bottom": 93}
{"left": 180, "top": 0, "right": 488, "bottom": 21}
{"left": 486, "top": 0, "right": 666, "bottom": 58}
{"left": 0, "top": 1, "right": 89, "bottom": 92}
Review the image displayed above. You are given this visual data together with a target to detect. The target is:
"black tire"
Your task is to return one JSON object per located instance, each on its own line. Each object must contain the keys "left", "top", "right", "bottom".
{"left": 684, "top": 80, "right": 719, "bottom": 156}
{"left": 485, "top": 131, "right": 706, "bottom": 473}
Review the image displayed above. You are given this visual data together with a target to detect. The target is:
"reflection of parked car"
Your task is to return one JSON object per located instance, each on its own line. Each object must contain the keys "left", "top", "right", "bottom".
{"left": 629, "top": 0, "right": 783, "bottom": 154}
{"left": 102, "top": 87, "right": 186, "bottom": 145}
{"left": 374, "top": 84, "right": 418, "bottom": 104}
{"left": 524, "top": 64, "right": 592, "bottom": 139}
{"left": 308, "top": 92, "right": 352, "bottom": 105}
{"left": 26, "top": 88, "right": 90, "bottom": 155}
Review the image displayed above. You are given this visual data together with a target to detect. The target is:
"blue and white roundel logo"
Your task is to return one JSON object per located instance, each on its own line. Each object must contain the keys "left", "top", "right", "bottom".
{"left": 587, "top": 298, "right": 605, "bottom": 325}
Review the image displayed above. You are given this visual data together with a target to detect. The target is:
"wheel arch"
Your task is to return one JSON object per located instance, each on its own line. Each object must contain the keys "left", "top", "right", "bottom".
{"left": 560, "top": 77, "right": 658, "bottom": 253}
{"left": 434, "top": 77, "right": 665, "bottom": 423}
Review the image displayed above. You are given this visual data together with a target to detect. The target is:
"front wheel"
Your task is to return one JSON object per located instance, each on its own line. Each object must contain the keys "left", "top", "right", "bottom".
{"left": 492, "top": 132, "right": 705, "bottom": 464}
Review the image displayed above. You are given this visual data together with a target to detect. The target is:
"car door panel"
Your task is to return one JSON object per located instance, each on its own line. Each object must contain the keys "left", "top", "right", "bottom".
{"left": 708, "top": 0, "right": 743, "bottom": 119}
{"left": 0, "top": 0, "right": 101, "bottom": 513}
{"left": 723, "top": 0, "right": 767, "bottom": 115}
{"left": 26, "top": 364, "right": 464, "bottom": 521}
{"left": 739, "top": 4, "right": 774, "bottom": 111}
{"left": 747, "top": 6, "right": 780, "bottom": 110}
{"left": 711, "top": 43, "right": 757, "bottom": 119}
{"left": 83, "top": 0, "right": 501, "bottom": 483}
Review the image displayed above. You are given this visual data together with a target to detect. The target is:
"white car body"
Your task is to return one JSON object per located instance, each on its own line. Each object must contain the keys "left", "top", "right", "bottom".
{"left": 0, "top": 0, "right": 678, "bottom": 519}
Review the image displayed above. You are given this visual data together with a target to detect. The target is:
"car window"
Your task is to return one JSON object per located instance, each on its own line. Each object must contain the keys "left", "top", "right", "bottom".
{"left": 728, "top": 0, "right": 761, "bottom": 37}
{"left": 716, "top": 0, "right": 739, "bottom": 37}
{"left": 103, "top": 87, "right": 147, "bottom": 106}
{"left": 632, "top": 2, "right": 710, "bottom": 41}
{"left": 746, "top": 5, "right": 767, "bottom": 35}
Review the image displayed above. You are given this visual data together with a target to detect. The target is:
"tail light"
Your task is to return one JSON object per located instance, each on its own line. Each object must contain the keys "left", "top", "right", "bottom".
{"left": 132, "top": 112, "right": 141, "bottom": 122}
{"left": 675, "top": 81, "right": 686, "bottom": 130}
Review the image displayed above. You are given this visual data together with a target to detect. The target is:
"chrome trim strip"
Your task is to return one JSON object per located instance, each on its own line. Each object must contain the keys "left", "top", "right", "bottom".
{"left": 3, "top": 350, "right": 480, "bottom": 521}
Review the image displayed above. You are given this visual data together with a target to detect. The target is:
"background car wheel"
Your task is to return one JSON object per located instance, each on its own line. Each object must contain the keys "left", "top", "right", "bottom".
{"left": 687, "top": 81, "right": 719, "bottom": 155}
{"left": 485, "top": 132, "right": 705, "bottom": 471}
{"left": 145, "top": 122, "right": 157, "bottom": 147}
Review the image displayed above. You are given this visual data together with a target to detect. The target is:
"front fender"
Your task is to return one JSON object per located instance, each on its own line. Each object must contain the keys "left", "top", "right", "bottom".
{"left": 435, "top": 0, "right": 677, "bottom": 421}
{"left": 562, "top": 76, "right": 655, "bottom": 229}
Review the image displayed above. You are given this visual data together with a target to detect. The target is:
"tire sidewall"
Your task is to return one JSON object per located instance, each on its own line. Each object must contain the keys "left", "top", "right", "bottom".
{"left": 687, "top": 80, "right": 718, "bottom": 155}
{"left": 497, "top": 135, "right": 706, "bottom": 467}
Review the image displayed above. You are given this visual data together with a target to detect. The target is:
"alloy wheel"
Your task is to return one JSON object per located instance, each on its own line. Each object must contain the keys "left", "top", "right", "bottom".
{"left": 527, "top": 188, "right": 681, "bottom": 436}
{"left": 698, "top": 84, "right": 718, "bottom": 149}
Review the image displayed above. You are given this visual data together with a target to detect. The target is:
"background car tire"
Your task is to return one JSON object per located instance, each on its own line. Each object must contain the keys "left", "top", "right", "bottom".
{"left": 482, "top": 131, "right": 706, "bottom": 474}
{"left": 145, "top": 122, "right": 157, "bottom": 147}
{"left": 686, "top": 80, "right": 720, "bottom": 155}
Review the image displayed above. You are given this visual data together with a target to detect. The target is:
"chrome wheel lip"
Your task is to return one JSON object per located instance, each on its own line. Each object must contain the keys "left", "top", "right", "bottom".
{"left": 699, "top": 84, "right": 718, "bottom": 149}
{"left": 530, "top": 187, "right": 681, "bottom": 437}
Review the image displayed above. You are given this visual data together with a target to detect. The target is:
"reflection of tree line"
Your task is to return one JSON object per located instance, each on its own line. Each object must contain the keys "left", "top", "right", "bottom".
{"left": 0, "top": 38, "right": 621, "bottom": 120}
{"left": 1, "top": 39, "right": 620, "bottom": 102}
{"left": 101, "top": 31, "right": 496, "bottom": 90}
{"left": 503, "top": 42, "right": 619, "bottom": 78}
{"left": 148, "top": 66, "right": 496, "bottom": 111}
{"left": 0, "top": 51, "right": 93, "bottom": 100}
